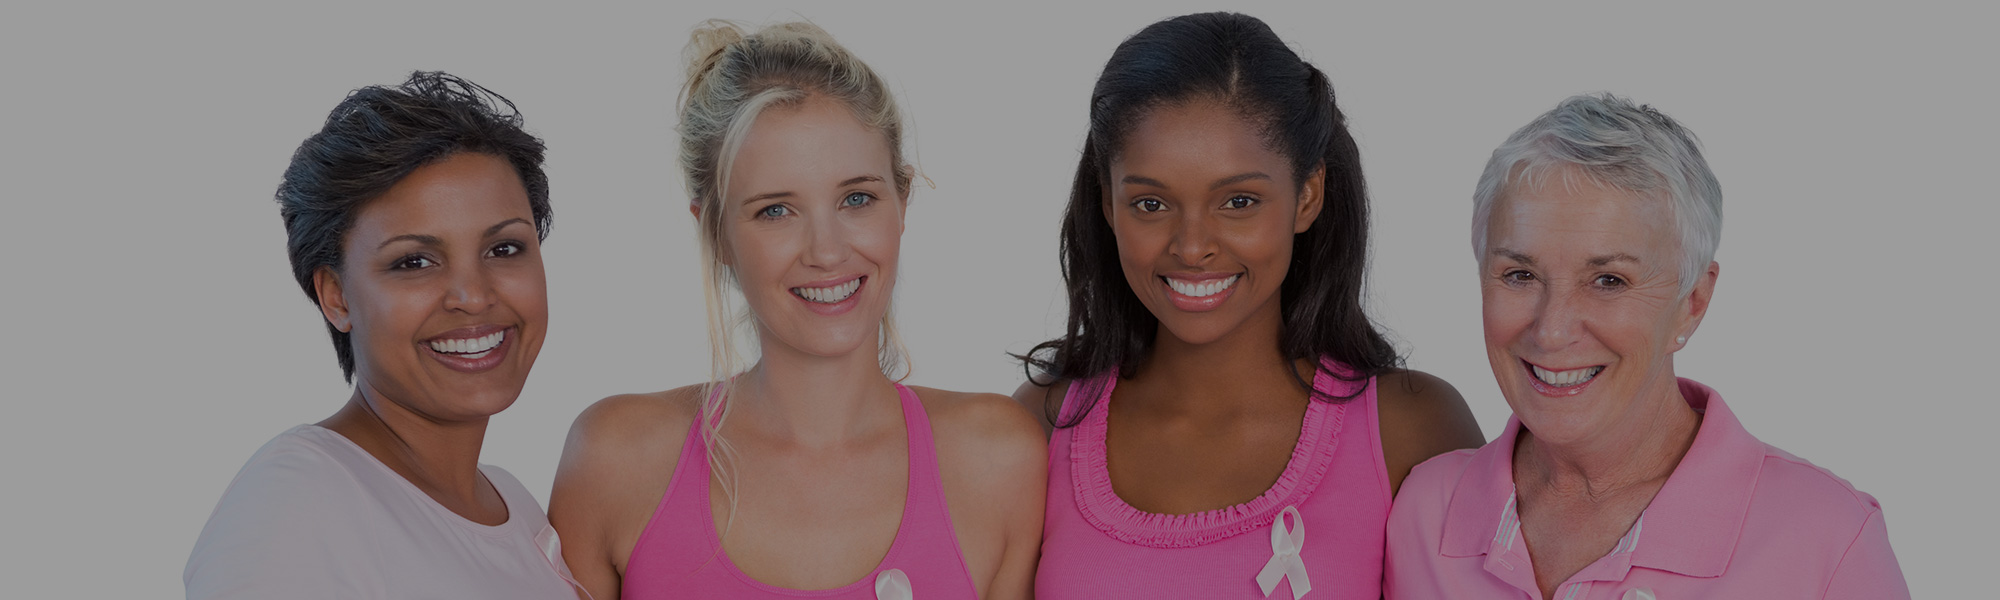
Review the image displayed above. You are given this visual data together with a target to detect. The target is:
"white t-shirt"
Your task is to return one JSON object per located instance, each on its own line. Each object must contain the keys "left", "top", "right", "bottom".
{"left": 185, "top": 425, "right": 580, "bottom": 599}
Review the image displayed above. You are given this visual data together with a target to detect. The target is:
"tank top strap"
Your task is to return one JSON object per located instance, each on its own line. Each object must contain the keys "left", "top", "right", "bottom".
{"left": 1056, "top": 369, "right": 1118, "bottom": 426}
{"left": 891, "top": 383, "right": 946, "bottom": 508}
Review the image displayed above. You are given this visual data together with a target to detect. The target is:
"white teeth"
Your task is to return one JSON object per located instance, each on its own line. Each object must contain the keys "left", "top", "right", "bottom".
{"left": 428, "top": 330, "right": 505, "bottom": 355}
{"left": 792, "top": 278, "right": 862, "bottom": 304}
{"left": 1165, "top": 275, "right": 1240, "bottom": 298}
{"left": 1532, "top": 364, "right": 1603, "bottom": 388}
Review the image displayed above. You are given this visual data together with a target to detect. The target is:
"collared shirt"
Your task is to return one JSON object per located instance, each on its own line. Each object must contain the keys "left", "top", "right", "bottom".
{"left": 1385, "top": 378, "right": 1909, "bottom": 599}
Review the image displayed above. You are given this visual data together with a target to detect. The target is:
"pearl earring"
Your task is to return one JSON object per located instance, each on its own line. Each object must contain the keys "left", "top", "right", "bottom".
{"left": 1676, "top": 336, "right": 1687, "bottom": 344}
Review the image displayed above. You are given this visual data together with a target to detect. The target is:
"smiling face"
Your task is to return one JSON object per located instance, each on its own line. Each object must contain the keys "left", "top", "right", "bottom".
{"left": 715, "top": 95, "right": 906, "bottom": 361}
{"left": 1480, "top": 166, "right": 1714, "bottom": 446}
{"left": 1104, "top": 99, "right": 1323, "bottom": 347}
{"left": 315, "top": 152, "right": 548, "bottom": 422}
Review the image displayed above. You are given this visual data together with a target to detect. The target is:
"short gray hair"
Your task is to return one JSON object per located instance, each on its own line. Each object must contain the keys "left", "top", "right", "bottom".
{"left": 1470, "top": 93, "right": 1722, "bottom": 295}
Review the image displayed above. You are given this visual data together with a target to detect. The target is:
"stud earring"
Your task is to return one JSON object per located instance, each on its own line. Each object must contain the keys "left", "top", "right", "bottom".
{"left": 1676, "top": 336, "right": 1687, "bottom": 344}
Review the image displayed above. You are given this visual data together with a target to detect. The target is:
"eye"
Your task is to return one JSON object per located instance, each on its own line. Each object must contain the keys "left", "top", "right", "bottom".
{"left": 391, "top": 255, "right": 436, "bottom": 270}
{"left": 488, "top": 241, "right": 524, "bottom": 258}
{"left": 841, "top": 192, "right": 875, "bottom": 208}
{"left": 1132, "top": 198, "right": 1166, "bottom": 213}
{"left": 1501, "top": 269, "right": 1535, "bottom": 284}
{"left": 1222, "top": 195, "right": 1258, "bottom": 210}
{"left": 1593, "top": 274, "right": 1628, "bottom": 288}
{"left": 757, "top": 204, "right": 791, "bottom": 220}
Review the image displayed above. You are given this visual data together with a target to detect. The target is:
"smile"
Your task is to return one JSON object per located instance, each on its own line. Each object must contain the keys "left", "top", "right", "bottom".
{"left": 791, "top": 276, "right": 863, "bottom": 304}
{"left": 1526, "top": 361, "right": 1605, "bottom": 395}
{"left": 427, "top": 329, "right": 505, "bottom": 359}
{"left": 1164, "top": 274, "right": 1239, "bottom": 298}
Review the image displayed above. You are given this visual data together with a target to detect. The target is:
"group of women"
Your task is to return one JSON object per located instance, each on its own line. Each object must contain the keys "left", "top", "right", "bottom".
{"left": 182, "top": 12, "right": 1910, "bottom": 600}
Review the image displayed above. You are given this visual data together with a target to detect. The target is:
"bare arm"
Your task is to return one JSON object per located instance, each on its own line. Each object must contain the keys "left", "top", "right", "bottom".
{"left": 1375, "top": 369, "right": 1485, "bottom": 497}
{"left": 548, "top": 390, "right": 698, "bottom": 600}
{"left": 924, "top": 388, "right": 1050, "bottom": 600}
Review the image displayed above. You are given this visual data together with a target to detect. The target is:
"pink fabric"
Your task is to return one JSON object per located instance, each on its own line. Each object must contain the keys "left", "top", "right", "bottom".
{"left": 1036, "top": 359, "right": 1392, "bottom": 599}
{"left": 1385, "top": 378, "right": 1910, "bottom": 599}
{"left": 622, "top": 384, "right": 978, "bottom": 599}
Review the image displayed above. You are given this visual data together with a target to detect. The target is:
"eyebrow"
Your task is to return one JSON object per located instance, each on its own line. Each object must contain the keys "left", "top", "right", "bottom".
{"left": 1120, "top": 171, "right": 1274, "bottom": 191}
{"left": 1587, "top": 253, "right": 1642, "bottom": 267}
{"left": 1489, "top": 248, "right": 1534, "bottom": 266}
{"left": 375, "top": 218, "right": 532, "bottom": 250}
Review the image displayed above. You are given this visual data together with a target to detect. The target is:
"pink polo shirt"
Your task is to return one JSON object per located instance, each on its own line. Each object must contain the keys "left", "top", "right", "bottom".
{"left": 1385, "top": 378, "right": 1908, "bottom": 599}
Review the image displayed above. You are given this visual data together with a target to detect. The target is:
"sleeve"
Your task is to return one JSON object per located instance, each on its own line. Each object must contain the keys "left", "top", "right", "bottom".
{"left": 1821, "top": 507, "right": 1911, "bottom": 600}
{"left": 184, "top": 441, "right": 380, "bottom": 599}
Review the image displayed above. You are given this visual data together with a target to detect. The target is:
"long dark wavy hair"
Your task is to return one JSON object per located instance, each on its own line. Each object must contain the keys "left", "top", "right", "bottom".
{"left": 1019, "top": 12, "right": 1400, "bottom": 428}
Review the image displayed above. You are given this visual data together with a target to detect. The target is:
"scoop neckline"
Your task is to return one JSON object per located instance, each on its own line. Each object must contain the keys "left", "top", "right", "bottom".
{"left": 1068, "top": 363, "right": 1353, "bottom": 548}
{"left": 700, "top": 383, "right": 925, "bottom": 596}
{"left": 296, "top": 424, "right": 518, "bottom": 536}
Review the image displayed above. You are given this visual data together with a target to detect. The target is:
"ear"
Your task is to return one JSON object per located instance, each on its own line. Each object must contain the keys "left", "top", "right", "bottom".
{"left": 1293, "top": 163, "right": 1327, "bottom": 234}
{"left": 896, "top": 165, "right": 914, "bottom": 225}
{"left": 1673, "top": 260, "right": 1720, "bottom": 349}
{"left": 313, "top": 266, "right": 353, "bottom": 333}
{"left": 688, "top": 199, "right": 703, "bottom": 220}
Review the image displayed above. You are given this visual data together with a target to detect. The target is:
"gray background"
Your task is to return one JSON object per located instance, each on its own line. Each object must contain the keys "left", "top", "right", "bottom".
{"left": 2, "top": 1, "right": 1990, "bottom": 596}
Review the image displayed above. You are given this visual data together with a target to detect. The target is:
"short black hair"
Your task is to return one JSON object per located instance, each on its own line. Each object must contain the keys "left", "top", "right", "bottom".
{"left": 1021, "top": 12, "right": 1400, "bottom": 427}
{"left": 276, "top": 71, "right": 550, "bottom": 383}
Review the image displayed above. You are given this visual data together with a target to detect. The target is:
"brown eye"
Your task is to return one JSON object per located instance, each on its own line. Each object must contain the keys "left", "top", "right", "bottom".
{"left": 489, "top": 242, "right": 524, "bottom": 258}
{"left": 1502, "top": 269, "right": 1534, "bottom": 283}
{"left": 1133, "top": 198, "right": 1166, "bottom": 213}
{"left": 1594, "top": 274, "right": 1627, "bottom": 288}
{"left": 391, "top": 255, "right": 436, "bottom": 270}
{"left": 1222, "top": 196, "right": 1257, "bottom": 209}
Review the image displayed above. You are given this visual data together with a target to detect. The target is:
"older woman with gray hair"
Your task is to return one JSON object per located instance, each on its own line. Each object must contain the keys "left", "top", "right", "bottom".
{"left": 1384, "top": 94, "right": 1909, "bottom": 599}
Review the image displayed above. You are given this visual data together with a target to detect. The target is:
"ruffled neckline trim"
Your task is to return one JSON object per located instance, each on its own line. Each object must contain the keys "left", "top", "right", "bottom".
{"left": 1068, "top": 361, "right": 1357, "bottom": 548}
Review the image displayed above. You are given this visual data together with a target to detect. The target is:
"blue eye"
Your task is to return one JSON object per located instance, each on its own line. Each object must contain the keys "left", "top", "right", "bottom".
{"left": 842, "top": 192, "right": 874, "bottom": 207}
{"left": 1223, "top": 196, "right": 1257, "bottom": 209}
{"left": 1133, "top": 198, "right": 1166, "bottom": 213}
{"left": 758, "top": 204, "right": 791, "bottom": 219}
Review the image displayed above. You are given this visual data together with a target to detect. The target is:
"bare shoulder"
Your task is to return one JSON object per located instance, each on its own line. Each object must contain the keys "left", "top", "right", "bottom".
{"left": 564, "top": 385, "right": 704, "bottom": 459}
{"left": 912, "top": 386, "right": 1047, "bottom": 456}
{"left": 1373, "top": 369, "right": 1485, "bottom": 497}
{"left": 1009, "top": 378, "right": 1071, "bottom": 436}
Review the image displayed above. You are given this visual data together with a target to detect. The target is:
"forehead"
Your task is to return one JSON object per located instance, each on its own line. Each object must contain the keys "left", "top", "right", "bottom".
{"left": 1110, "top": 100, "right": 1287, "bottom": 181}
{"left": 725, "top": 95, "right": 894, "bottom": 199}
{"left": 1486, "top": 167, "right": 1677, "bottom": 261}
{"left": 348, "top": 152, "right": 533, "bottom": 239}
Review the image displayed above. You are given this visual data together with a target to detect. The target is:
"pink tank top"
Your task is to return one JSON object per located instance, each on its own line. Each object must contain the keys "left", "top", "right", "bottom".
{"left": 622, "top": 384, "right": 979, "bottom": 599}
{"left": 1036, "top": 359, "right": 1391, "bottom": 599}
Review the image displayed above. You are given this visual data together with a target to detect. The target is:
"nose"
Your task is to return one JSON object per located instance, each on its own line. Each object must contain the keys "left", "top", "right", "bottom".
{"left": 1169, "top": 211, "right": 1218, "bottom": 266}
{"left": 1528, "top": 286, "right": 1582, "bottom": 352}
{"left": 802, "top": 211, "right": 855, "bottom": 268}
{"left": 443, "top": 262, "right": 497, "bottom": 315}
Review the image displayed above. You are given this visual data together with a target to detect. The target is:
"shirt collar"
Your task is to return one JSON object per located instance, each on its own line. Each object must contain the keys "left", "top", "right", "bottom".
{"left": 1438, "top": 378, "right": 1767, "bottom": 578}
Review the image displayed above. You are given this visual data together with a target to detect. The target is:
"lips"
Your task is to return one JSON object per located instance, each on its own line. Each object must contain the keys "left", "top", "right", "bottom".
{"left": 789, "top": 275, "right": 865, "bottom": 316}
{"left": 1160, "top": 272, "right": 1241, "bottom": 312}
{"left": 422, "top": 326, "right": 514, "bottom": 373}
{"left": 1523, "top": 360, "right": 1604, "bottom": 397}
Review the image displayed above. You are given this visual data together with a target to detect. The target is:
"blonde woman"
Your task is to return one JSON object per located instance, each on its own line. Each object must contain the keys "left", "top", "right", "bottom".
{"left": 549, "top": 22, "right": 1045, "bottom": 600}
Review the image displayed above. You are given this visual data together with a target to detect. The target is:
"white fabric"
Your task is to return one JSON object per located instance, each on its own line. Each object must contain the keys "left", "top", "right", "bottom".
{"left": 185, "top": 425, "right": 578, "bottom": 599}
{"left": 875, "top": 568, "right": 912, "bottom": 600}
{"left": 1256, "top": 505, "right": 1312, "bottom": 599}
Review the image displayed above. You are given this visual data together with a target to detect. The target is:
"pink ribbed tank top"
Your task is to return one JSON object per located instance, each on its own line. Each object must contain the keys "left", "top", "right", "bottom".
{"left": 622, "top": 384, "right": 979, "bottom": 599}
{"left": 1036, "top": 359, "right": 1391, "bottom": 599}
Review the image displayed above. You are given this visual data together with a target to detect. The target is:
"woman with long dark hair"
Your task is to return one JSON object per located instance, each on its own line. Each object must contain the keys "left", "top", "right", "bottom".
{"left": 1016, "top": 13, "right": 1483, "bottom": 599}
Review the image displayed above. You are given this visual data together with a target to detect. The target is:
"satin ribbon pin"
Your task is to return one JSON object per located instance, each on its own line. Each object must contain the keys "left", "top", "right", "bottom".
{"left": 875, "top": 568, "right": 912, "bottom": 600}
{"left": 535, "top": 525, "right": 596, "bottom": 600}
{"left": 1256, "top": 506, "right": 1311, "bottom": 599}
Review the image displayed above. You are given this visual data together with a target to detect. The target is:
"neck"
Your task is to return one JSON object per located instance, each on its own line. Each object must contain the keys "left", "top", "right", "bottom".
{"left": 1136, "top": 298, "right": 1308, "bottom": 415}
{"left": 318, "top": 382, "right": 492, "bottom": 501}
{"left": 1516, "top": 374, "right": 1700, "bottom": 500}
{"left": 730, "top": 331, "right": 899, "bottom": 447}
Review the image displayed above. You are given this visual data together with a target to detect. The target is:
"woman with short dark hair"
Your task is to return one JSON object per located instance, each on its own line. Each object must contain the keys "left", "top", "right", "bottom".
{"left": 1017, "top": 12, "right": 1483, "bottom": 599}
{"left": 184, "top": 71, "right": 577, "bottom": 599}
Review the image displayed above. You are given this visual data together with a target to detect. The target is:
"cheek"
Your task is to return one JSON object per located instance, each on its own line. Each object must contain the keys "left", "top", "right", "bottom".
{"left": 348, "top": 278, "right": 432, "bottom": 354}
{"left": 497, "top": 263, "right": 550, "bottom": 324}
{"left": 1480, "top": 286, "right": 1531, "bottom": 344}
